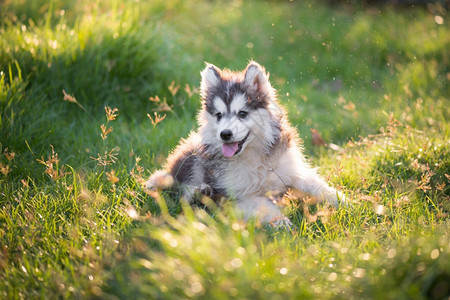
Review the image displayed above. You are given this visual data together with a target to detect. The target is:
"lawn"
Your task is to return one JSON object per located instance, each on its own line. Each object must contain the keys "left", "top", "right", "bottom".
{"left": 0, "top": 0, "right": 449, "bottom": 299}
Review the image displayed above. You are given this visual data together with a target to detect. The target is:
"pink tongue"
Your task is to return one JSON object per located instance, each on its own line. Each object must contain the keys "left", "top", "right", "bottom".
{"left": 222, "top": 142, "right": 239, "bottom": 157}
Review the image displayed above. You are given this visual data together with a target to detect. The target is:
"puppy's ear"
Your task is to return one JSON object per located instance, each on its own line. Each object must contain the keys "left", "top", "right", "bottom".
{"left": 243, "top": 61, "right": 271, "bottom": 93}
{"left": 200, "top": 63, "right": 221, "bottom": 97}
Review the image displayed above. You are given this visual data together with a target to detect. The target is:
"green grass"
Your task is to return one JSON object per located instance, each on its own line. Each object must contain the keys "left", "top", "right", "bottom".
{"left": 0, "top": 0, "right": 449, "bottom": 299}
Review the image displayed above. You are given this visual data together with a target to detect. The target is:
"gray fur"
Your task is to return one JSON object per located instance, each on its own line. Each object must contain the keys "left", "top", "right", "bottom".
{"left": 145, "top": 61, "right": 345, "bottom": 225}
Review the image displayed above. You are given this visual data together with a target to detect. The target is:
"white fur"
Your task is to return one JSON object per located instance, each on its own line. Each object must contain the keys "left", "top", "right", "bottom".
{"left": 213, "top": 96, "right": 227, "bottom": 113}
{"left": 217, "top": 140, "right": 343, "bottom": 223}
{"left": 146, "top": 61, "right": 345, "bottom": 225}
{"left": 229, "top": 93, "right": 247, "bottom": 113}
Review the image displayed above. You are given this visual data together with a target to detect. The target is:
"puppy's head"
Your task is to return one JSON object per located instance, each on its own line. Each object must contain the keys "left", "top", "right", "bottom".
{"left": 199, "top": 61, "right": 279, "bottom": 158}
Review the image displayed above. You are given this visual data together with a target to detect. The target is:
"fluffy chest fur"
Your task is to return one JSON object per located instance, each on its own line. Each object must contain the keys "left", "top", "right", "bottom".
{"left": 204, "top": 146, "right": 288, "bottom": 200}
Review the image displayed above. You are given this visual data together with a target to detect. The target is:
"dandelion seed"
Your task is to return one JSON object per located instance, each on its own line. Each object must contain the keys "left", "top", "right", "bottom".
{"left": 130, "top": 160, "right": 145, "bottom": 184}
{"left": 416, "top": 262, "right": 426, "bottom": 273}
{"left": 106, "top": 170, "right": 119, "bottom": 184}
{"left": 359, "top": 253, "right": 371, "bottom": 261}
{"left": 91, "top": 147, "right": 119, "bottom": 166}
{"left": 353, "top": 268, "right": 365, "bottom": 278}
{"left": 163, "top": 232, "right": 172, "bottom": 240}
{"left": 430, "top": 249, "right": 439, "bottom": 260}
{"left": 280, "top": 267, "right": 288, "bottom": 275}
{"left": 168, "top": 81, "right": 180, "bottom": 96}
{"left": 237, "top": 247, "right": 246, "bottom": 255}
{"left": 434, "top": 15, "right": 444, "bottom": 25}
{"left": 223, "top": 261, "right": 233, "bottom": 272}
{"left": 126, "top": 206, "right": 138, "bottom": 219}
{"left": 0, "top": 163, "right": 11, "bottom": 176}
{"left": 3, "top": 148, "right": 15, "bottom": 161}
{"left": 149, "top": 95, "right": 161, "bottom": 102}
{"left": 191, "top": 282, "right": 204, "bottom": 294}
{"left": 62, "top": 90, "right": 85, "bottom": 110}
{"left": 184, "top": 84, "right": 196, "bottom": 98}
{"left": 193, "top": 221, "right": 207, "bottom": 232}
{"left": 184, "top": 84, "right": 192, "bottom": 97}
{"left": 387, "top": 248, "right": 397, "bottom": 259}
{"left": 375, "top": 205, "right": 386, "bottom": 215}
{"left": 36, "top": 145, "right": 68, "bottom": 181}
{"left": 417, "top": 164, "right": 435, "bottom": 192}
{"left": 231, "top": 258, "right": 243, "bottom": 268}
{"left": 231, "top": 222, "right": 241, "bottom": 231}
{"left": 105, "top": 106, "right": 119, "bottom": 121}
{"left": 100, "top": 124, "right": 113, "bottom": 140}
{"left": 21, "top": 179, "right": 29, "bottom": 188}
{"left": 343, "top": 101, "right": 356, "bottom": 111}
{"left": 62, "top": 90, "right": 75, "bottom": 102}
{"left": 169, "top": 239, "right": 178, "bottom": 248}
{"left": 436, "top": 182, "right": 445, "bottom": 191}
{"left": 327, "top": 272, "right": 337, "bottom": 281}
{"left": 153, "top": 100, "right": 173, "bottom": 112}
{"left": 147, "top": 112, "right": 166, "bottom": 127}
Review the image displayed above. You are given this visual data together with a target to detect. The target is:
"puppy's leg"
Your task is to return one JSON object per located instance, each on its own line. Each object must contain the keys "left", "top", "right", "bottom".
{"left": 145, "top": 173, "right": 205, "bottom": 204}
{"left": 197, "top": 183, "right": 213, "bottom": 197}
{"left": 236, "top": 195, "right": 292, "bottom": 226}
{"left": 179, "top": 184, "right": 199, "bottom": 204}
{"left": 291, "top": 168, "right": 345, "bottom": 207}
{"left": 278, "top": 147, "right": 345, "bottom": 207}
{"left": 147, "top": 142, "right": 208, "bottom": 203}
{"left": 145, "top": 170, "right": 174, "bottom": 190}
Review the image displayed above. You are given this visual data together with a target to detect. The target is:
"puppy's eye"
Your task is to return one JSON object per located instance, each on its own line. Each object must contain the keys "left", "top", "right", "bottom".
{"left": 238, "top": 110, "right": 248, "bottom": 119}
{"left": 216, "top": 112, "right": 222, "bottom": 121}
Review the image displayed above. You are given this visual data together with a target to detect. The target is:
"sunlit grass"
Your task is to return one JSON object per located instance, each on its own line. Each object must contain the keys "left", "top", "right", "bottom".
{"left": 0, "top": 0, "right": 449, "bottom": 298}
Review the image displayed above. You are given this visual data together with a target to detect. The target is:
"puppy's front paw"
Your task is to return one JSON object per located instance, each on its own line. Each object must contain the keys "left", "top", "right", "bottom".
{"left": 321, "top": 189, "right": 347, "bottom": 208}
{"left": 270, "top": 216, "right": 296, "bottom": 231}
{"left": 144, "top": 170, "right": 173, "bottom": 190}
{"left": 336, "top": 190, "right": 347, "bottom": 206}
{"left": 197, "top": 183, "right": 213, "bottom": 197}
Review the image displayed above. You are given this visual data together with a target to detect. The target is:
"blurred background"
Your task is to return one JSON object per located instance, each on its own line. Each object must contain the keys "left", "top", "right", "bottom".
{"left": 0, "top": 1, "right": 448, "bottom": 299}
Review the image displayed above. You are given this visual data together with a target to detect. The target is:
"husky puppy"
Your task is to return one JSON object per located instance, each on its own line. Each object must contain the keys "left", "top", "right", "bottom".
{"left": 146, "top": 61, "right": 345, "bottom": 224}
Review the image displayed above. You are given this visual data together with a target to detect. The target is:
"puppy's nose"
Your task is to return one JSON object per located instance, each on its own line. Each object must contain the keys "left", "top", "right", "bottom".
{"left": 220, "top": 130, "right": 233, "bottom": 141}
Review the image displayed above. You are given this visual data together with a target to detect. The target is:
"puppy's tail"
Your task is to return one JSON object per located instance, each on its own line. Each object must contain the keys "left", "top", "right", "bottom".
{"left": 144, "top": 170, "right": 174, "bottom": 191}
